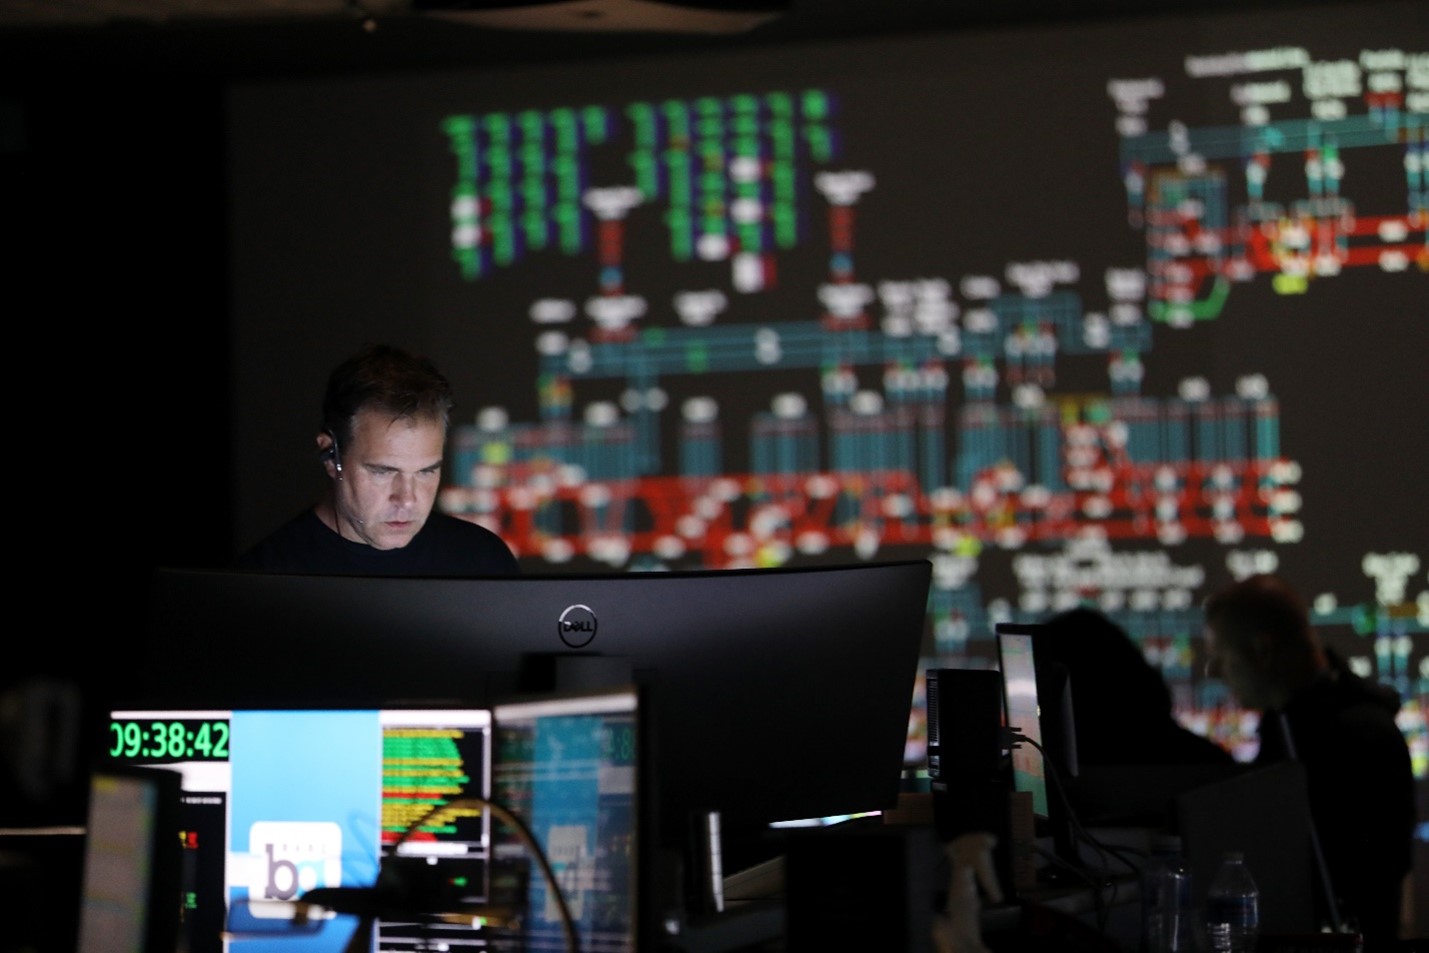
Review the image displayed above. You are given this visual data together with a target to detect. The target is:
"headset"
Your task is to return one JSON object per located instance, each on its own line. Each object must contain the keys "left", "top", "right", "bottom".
{"left": 322, "top": 429, "right": 364, "bottom": 529}
{"left": 322, "top": 430, "right": 344, "bottom": 475}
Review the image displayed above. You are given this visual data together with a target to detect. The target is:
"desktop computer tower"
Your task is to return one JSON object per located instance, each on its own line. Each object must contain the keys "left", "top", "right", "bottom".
{"left": 927, "top": 668, "right": 1007, "bottom": 833}
{"left": 925, "top": 669, "right": 1018, "bottom": 890}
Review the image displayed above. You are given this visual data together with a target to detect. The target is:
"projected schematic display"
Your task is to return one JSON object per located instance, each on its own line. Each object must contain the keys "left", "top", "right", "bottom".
{"left": 230, "top": 1, "right": 1427, "bottom": 775}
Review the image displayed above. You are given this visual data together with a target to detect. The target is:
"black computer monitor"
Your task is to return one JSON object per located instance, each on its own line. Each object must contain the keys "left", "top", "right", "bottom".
{"left": 489, "top": 688, "right": 648, "bottom": 952}
{"left": 995, "top": 626, "right": 1049, "bottom": 819}
{"left": 134, "top": 561, "right": 931, "bottom": 852}
{"left": 76, "top": 765, "right": 182, "bottom": 953}
{"left": 995, "top": 622, "right": 1079, "bottom": 864}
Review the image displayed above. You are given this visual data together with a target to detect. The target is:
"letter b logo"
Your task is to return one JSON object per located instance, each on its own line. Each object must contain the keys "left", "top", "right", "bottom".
{"left": 247, "top": 821, "right": 342, "bottom": 914}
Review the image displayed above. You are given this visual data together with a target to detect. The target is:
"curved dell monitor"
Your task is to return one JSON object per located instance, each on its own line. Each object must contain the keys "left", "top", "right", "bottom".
{"left": 135, "top": 560, "right": 932, "bottom": 840}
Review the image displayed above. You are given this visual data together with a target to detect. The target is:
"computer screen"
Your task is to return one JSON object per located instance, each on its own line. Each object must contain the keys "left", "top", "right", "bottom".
{"left": 102, "top": 707, "right": 493, "bottom": 953}
{"left": 489, "top": 689, "right": 644, "bottom": 953}
{"left": 137, "top": 560, "right": 931, "bottom": 844}
{"left": 995, "top": 627, "right": 1048, "bottom": 819}
{"left": 996, "top": 622, "right": 1083, "bottom": 866}
{"left": 77, "top": 765, "right": 182, "bottom": 953}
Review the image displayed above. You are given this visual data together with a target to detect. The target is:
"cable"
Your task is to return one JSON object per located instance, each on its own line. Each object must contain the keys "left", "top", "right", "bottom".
{"left": 1008, "top": 730, "right": 1142, "bottom": 933}
{"left": 292, "top": 795, "right": 579, "bottom": 953}
{"left": 1010, "top": 730, "right": 1141, "bottom": 871}
{"left": 1272, "top": 712, "right": 1345, "bottom": 934}
{"left": 398, "top": 796, "right": 581, "bottom": 953}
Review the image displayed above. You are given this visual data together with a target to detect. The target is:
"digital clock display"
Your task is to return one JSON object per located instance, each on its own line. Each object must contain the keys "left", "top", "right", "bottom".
{"left": 108, "top": 719, "right": 231, "bottom": 762}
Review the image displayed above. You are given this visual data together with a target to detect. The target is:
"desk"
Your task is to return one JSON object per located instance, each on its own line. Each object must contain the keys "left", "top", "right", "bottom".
{"left": 982, "top": 878, "right": 1141, "bottom": 952}
{"left": 675, "top": 809, "right": 1144, "bottom": 953}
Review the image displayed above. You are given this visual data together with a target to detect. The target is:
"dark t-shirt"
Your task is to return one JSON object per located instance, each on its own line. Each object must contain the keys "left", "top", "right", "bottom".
{"left": 234, "top": 508, "right": 520, "bottom": 576}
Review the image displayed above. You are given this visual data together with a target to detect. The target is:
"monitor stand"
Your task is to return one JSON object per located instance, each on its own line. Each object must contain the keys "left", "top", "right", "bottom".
{"left": 517, "top": 652, "right": 634, "bottom": 694}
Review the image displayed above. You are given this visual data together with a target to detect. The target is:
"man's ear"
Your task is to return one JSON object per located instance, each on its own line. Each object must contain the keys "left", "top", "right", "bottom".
{"left": 316, "top": 431, "right": 339, "bottom": 479}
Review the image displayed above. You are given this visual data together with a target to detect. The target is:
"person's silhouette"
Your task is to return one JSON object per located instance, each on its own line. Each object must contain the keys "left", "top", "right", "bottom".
{"left": 1204, "top": 574, "right": 1414, "bottom": 949}
{"left": 1037, "top": 606, "right": 1232, "bottom": 767}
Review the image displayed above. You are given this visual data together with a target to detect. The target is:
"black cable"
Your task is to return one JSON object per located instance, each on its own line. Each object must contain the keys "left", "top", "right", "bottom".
{"left": 397, "top": 796, "right": 581, "bottom": 953}
{"left": 293, "top": 795, "right": 580, "bottom": 953}
{"left": 1272, "top": 712, "right": 1345, "bottom": 935}
{"left": 1009, "top": 730, "right": 1143, "bottom": 932}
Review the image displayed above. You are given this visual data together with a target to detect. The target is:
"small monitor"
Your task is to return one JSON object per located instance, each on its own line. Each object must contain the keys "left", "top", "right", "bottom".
{"left": 489, "top": 688, "right": 646, "bottom": 952}
{"left": 995, "top": 625, "right": 1048, "bottom": 819}
{"left": 77, "top": 765, "right": 182, "bottom": 953}
{"left": 996, "top": 622, "right": 1079, "bottom": 863}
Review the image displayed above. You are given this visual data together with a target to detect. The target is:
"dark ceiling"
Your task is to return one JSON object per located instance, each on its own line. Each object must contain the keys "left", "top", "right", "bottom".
{"left": 0, "top": 0, "right": 1363, "bottom": 82}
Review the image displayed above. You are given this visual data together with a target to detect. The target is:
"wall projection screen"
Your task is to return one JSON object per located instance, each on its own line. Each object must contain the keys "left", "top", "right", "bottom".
{"left": 229, "top": 2, "right": 1428, "bottom": 762}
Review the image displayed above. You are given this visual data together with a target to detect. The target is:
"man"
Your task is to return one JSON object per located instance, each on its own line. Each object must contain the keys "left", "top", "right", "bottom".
{"left": 236, "top": 343, "right": 520, "bottom": 575}
{"left": 1038, "top": 606, "right": 1235, "bottom": 768}
{"left": 1203, "top": 574, "right": 1414, "bottom": 949}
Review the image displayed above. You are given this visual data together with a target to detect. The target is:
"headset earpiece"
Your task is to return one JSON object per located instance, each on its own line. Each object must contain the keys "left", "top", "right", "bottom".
{"left": 323, "top": 430, "right": 343, "bottom": 474}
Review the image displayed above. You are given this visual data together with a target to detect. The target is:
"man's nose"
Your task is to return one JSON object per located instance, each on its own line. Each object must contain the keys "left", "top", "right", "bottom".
{"left": 391, "top": 474, "right": 416, "bottom": 506}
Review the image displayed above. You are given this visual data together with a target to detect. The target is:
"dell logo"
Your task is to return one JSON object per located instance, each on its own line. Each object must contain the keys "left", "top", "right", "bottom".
{"left": 558, "top": 604, "right": 597, "bottom": 648}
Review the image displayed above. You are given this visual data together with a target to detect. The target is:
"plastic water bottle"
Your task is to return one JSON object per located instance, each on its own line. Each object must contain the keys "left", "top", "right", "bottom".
{"left": 1204, "top": 851, "right": 1259, "bottom": 953}
{"left": 1141, "top": 835, "right": 1193, "bottom": 952}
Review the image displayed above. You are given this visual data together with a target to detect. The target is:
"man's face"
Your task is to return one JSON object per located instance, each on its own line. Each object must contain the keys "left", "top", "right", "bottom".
{"left": 327, "top": 409, "right": 445, "bottom": 550}
{"left": 1204, "top": 623, "right": 1272, "bottom": 710}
